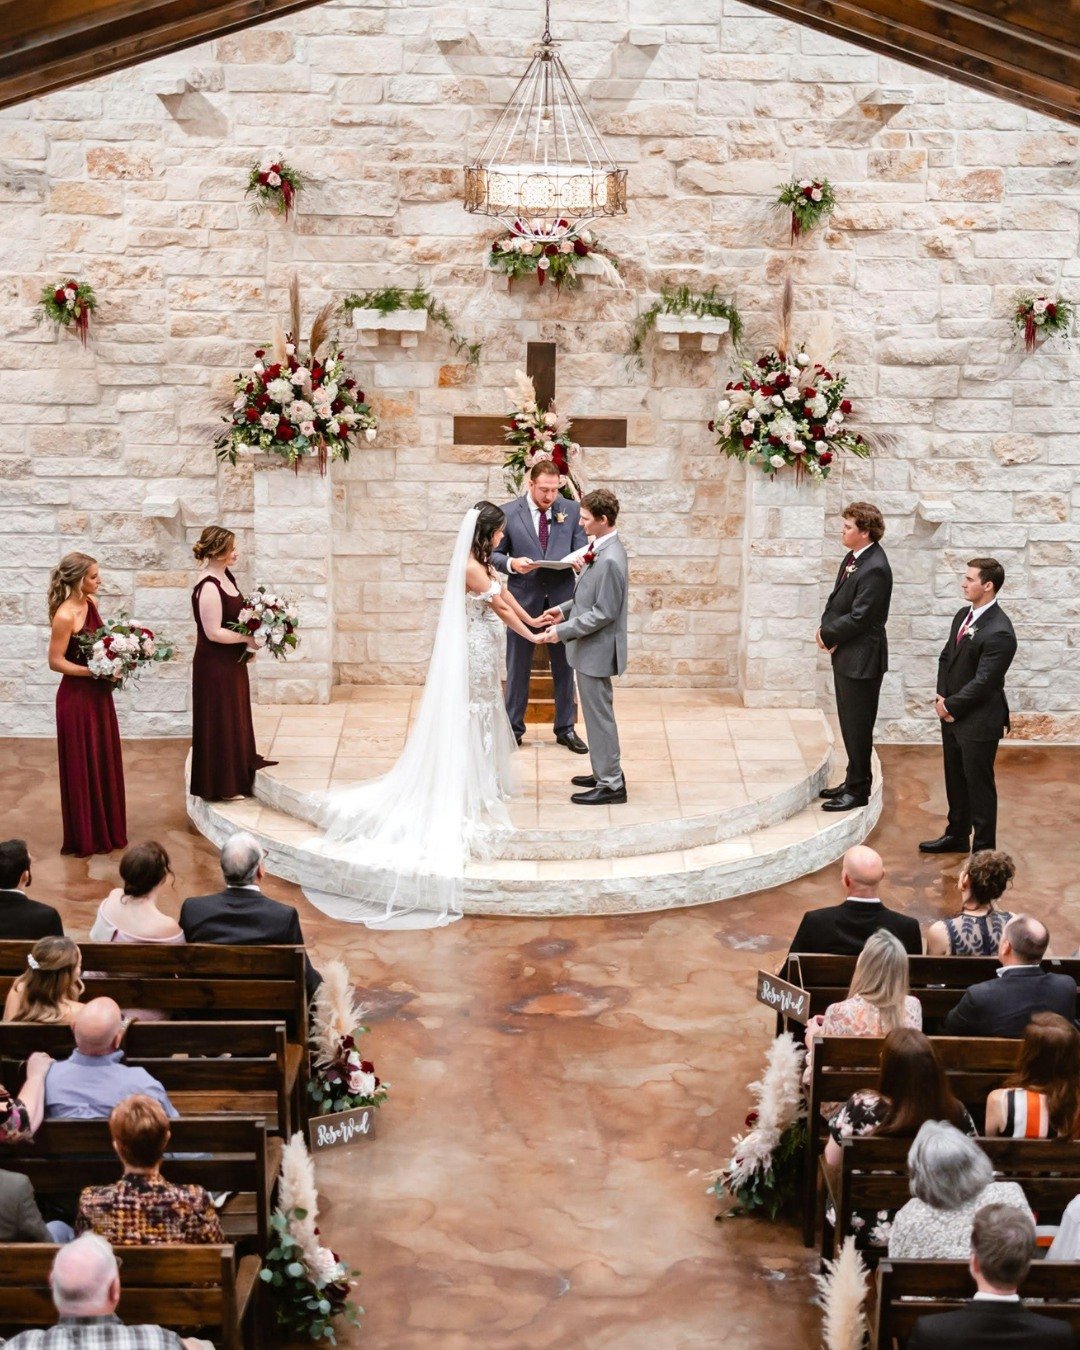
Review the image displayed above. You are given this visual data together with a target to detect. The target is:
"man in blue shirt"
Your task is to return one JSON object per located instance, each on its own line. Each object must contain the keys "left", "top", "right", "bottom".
{"left": 45, "top": 998, "right": 177, "bottom": 1121}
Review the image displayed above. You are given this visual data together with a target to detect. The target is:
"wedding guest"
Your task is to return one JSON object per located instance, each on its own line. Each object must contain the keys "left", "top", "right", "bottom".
{"left": 0, "top": 1053, "right": 54, "bottom": 1143}
{"left": 76, "top": 1095, "right": 223, "bottom": 1245}
{"left": 888, "top": 1121, "right": 1033, "bottom": 1260}
{"left": 47, "top": 552, "right": 127, "bottom": 857}
{"left": 44, "top": 998, "right": 177, "bottom": 1121}
{"left": 786, "top": 846, "right": 921, "bottom": 959}
{"left": 189, "top": 525, "right": 275, "bottom": 801}
{"left": 0, "top": 840, "right": 63, "bottom": 939}
{"left": 824, "top": 1028, "right": 975, "bottom": 1248}
{"left": 921, "top": 556, "right": 1017, "bottom": 855}
{"left": 943, "top": 915, "right": 1077, "bottom": 1037}
{"left": 3, "top": 937, "right": 84, "bottom": 1026}
{"left": 985, "top": 1013, "right": 1080, "bottom": 1140}
{"left": 0, "top": 1167, "right": 52, "bottom": 1241}
{"left": 180, "top": 832, "right": 321, "bottom": 998}
{"left": 926, "top": 849, "right": 1016, "bottom": 956}
{"left": 1048, "top": 1195, "right": 1080, "bottom": 1261}
{"left": 90, "top": 842, "right": 184, "bottom": 946}
{"left": 907, "top": 1205, "right": 1074, "bottom": 1349}
{"left": 816, "top": 501, "right": 892, "bottom": 813}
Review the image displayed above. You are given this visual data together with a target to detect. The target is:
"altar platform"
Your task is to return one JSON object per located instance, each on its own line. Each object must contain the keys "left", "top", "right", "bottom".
{"left": 187, "top": 688, "right": 882, "bottom": 917}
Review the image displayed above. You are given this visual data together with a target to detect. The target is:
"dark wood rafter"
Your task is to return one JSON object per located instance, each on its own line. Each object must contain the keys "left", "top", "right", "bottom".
{"left": 740, "top": 0, "right": 1080, "bottom": 126}
{"left": 0, "top": 0, "right": 328, "bottom": 111}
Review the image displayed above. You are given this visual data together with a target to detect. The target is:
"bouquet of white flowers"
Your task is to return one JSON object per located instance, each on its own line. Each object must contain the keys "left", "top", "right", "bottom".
{"left": 78, "top": 614, "right": 176, "bottom": 689}
{"left": 228, "top": 586, "right": 300, "bottom": 664}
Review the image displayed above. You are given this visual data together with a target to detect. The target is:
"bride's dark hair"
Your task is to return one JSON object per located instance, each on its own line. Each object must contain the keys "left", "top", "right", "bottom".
{"left": 471, "top": 502, "right": 506, "bottom": 568}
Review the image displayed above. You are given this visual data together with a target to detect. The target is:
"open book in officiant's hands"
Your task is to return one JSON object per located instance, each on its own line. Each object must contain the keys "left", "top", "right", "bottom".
{"left": 527, "top": 543, "right": 591, "bottom": 571}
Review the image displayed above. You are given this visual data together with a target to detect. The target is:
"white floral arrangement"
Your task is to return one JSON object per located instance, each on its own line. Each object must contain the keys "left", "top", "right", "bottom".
{"left": 308, "top": 960, "right": 389, "bottom": 1116}
{"left": 488, "top": 219, "right": 624, "bottom": 291}
{"left": 503, "top": 370, "right": 584, "bottom": 500}
{"left": 229, "top": 585, "right": 300, "bottom": 663}
{"left": 79, "top": 614, "right": 177, "bottom": 689}
{"left": 1013, "top": 292, "right": 1072, "bottom": 351}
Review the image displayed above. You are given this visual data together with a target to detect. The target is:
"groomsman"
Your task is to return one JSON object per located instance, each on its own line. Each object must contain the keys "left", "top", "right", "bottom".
{"left": 493, "top": 461, "right": 589, "bottom": 752}
{"left": 921, "top": 557, "right": 1017, "bottom": 855}
{"left": 817, "top": 502, "right": 892, "bottom": 812}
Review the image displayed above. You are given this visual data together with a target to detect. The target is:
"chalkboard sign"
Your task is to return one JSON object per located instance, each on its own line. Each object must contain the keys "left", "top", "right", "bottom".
{"left": 755, "top": 970, "right": 810, "bottom": 1022}
{"left": 308, "top": 1105, "right": 377, "bottom": 1152}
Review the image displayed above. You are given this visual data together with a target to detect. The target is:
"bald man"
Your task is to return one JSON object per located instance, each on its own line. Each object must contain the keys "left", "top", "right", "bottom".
{"left": 944, "top": 915, "right": 1078, "bottom": 1037}
{"left": 786, "top": 846, "right": 922, "bottom": 959}
{"left": 44, "top": 998, "right": 177, "bottom": 1121}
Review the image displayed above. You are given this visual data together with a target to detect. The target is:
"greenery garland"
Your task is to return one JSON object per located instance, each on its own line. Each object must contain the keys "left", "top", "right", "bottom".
{"left": 627, "top": 286, "right": 742, "bottom": 371}
{"left": 261, "top": 1207, "right": 361, "bottom": 1343}
{"left": 343, "top": 285, "right": 481, "bottom": 365}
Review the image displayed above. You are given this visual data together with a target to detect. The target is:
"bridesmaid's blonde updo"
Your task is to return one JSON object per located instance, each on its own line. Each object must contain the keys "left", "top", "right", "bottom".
{"left": 48, "top": 552, "right": 97, "bottom": 620}
{"left": 192, "top": 525, "right": 235, "bottom": 564}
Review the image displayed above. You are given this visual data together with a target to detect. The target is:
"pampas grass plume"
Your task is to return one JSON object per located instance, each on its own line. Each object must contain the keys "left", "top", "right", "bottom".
{"left": 816, "top": 1235, "right": 869, "bottom": 1350}
{"left": 311, "top": 959, "right": 367, "bottom": 1070}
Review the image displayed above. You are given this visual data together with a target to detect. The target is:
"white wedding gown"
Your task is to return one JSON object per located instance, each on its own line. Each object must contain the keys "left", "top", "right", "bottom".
{"left": 303, "top": 508, "right": 518, "bottom": 929}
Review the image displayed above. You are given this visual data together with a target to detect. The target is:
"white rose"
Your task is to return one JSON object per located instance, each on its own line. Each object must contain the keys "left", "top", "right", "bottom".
{"left": 260, "top": 412, "right": 278, "bottom": 430}
{"left": 811, "top": 188, "right": 822, "bottom": 202}
{"left": 320, "top": 381, "right": 338, "bottom": 403}
{"left": 544, "top": 412, "right": 557, "bottom": 427}
{"left": 64, "top": 287, "right": 77, "bottom": 300}
{"left": 796, "top": 352, "right": 810, "bottom": 367}
{"left": 285, "top": 342, "right": 295, "bottom": 356}
{"left": 1033, "top": 297, "right": 1049, "bottom": 315}
{"left": 559, "top": 241, "right": 573, "bottom": 254}
{"left": 798, "top": 179, "right": 812, "bottom": 189}
{"left": 290, "top": 367, "right": 308, "bottom": 386}
{"left": 833, "top": 410, "right": 844, "bottom": 424}
{"left": 815, "top": 440, "right": 827, "bottom": 454}
{"left": 783, "top": 385, "right": 800, "bottom": 402}
{"left": 810, "top": 395, "right": 828, "bottom": 418}
{"left": 747, "top": 409, "right": 759, "bottom": 422}
{"left": 715, "top": 398, "right": 731, "bottom": 415}
{"left": 266, "top": 378, "right": 293, "bottom": 405}
{"left": 267, "top": 171, "right": 282, "bottom": 187}
{"left": 770, "top": 454, "right": 786, "bottom": 468}
{"left": 740, "top": 418, "right": 753, "bottom": 435}
{"left": 289, "top": 399, "right": 314, "bottom": 423}
{"left": 721, "top": 421, "right": 731, "bottom": 437}
{"left": 792, "top": 440, "right": 806, "bottom": 453}
{"left": 300, "top": 421, "right": 315, "bottom": 437}
{"left": 364, "top": 427, "right": 377, "bottom": 443}
{"left": 771, "top": 394, "right": 784, "bottom": 407}
{"left": 252, "top": 362, "right": 264, "bottom": 375}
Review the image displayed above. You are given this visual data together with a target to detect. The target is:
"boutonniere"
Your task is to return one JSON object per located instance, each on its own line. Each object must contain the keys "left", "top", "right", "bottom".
{"left": 845, "top": 564, "right": 857, "bottom": 576}
{"left": 583, "top": 547, "right": 596, "bottom": 565}
{"left": 555, "top": 511, "right": 567, "bottom": 524}
{"left": 966, "top": 625, "right": 978, "bottom": 640}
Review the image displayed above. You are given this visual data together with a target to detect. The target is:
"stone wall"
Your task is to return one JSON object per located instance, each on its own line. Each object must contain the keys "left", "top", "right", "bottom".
{"left": 0, "top": 0, "right": 1077, "bottom": 739}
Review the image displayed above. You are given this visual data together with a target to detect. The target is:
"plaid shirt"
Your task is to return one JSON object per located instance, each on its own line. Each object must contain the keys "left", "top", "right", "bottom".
{"left": 0, "top": 1316, "right": 185, "bottom": 1348}
{"left": 75, "top": 1173, "right": 224, "bottom": 1246}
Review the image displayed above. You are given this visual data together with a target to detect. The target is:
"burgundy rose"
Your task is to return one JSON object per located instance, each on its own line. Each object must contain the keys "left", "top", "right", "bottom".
{"left": 1047, "top": 303, "right": 1058, "bottom": 318}
{"left": 820, "top": 451, "right": 833, "bottom": 465}
{"left": 803, "top": 185, "right": 814, "bottom": 198}
{"left": 742, "top": 435, "right": 753, "bottom": 450}
{"left": 768, "top": 435, "right": 781, "bottom": 447}
{"left": 360, "top": 1059, "right": 374, "bottom": 1073}
{"left": 53, "top": 288, "right": 67, "bottom": 304}
{"left": 277, "top": 421, "right": 294, "bottom": 441}
{"left": 760, "top": 385, "right": 775, "bottom": 397}
{"left": 757, "top": 357, "right": 769, "bottom": 369}
{"left": 811, "top": 425, "right": 825, "bottom": 438}
{"left": 246, "top": 617, "right": 261, "bottom": 632}
{"left": 355, "top": 390, "right": 365, "bottom": 403}
{"left": 343, "top": 378, "right": 356, "bottom": 390}
{"left": 572, "top": 239, "right": 589, "bottom": 256}
{"left": 840, "top": 399, "right": 852, "bottom": 414}
{"left": 257, "top": 394, "right": 269, "bottom": 409}
{"left": 707, "top": 420, "right": 715, "bottom": 432}
{"left": 803, "top": 387, "right": 816, "bottom": 399}
{"left": 264, "top": 363, "right": 281, "bottom": 381}
{"left": 245, "top": 407, "right": 259, "bottom": 422}
{"left": 254, "top": 349, "right": 266, "bottom": 359}
{"left": 774, "top": 374, "right": 790, "bottom": 390}
{"left": 331, "top": 398, "right": 344, "bottom": 414}
{"left": 552, "top": 446, "right": 569, "bottom": 474}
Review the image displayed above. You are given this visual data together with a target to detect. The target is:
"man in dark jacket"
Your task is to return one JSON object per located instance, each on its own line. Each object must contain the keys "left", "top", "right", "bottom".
{"left": 786, "top": 845, "right": 921, "bottom": 960}
{"left": 0, "top": 839, "right": 63, "bottom": 940}
{"left": 817, "top": 502, "right": 893, "bottom": 813}
{"left": 921, "top": 556, "right": 1017, "bottom": 854}
{"left": 944, "top": 915, "right": 1077, "bottom": 1037}
{"left": 180, "top": 833, "right": 321, "bottom": 999}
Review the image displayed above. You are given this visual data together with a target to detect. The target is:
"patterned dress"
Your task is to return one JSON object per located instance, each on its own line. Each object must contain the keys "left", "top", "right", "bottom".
{"left": 463, "top": 572, "right": 518, "bottom": 840}
{"left": 0, "top": 1089, "right": 31, "bottom": 1144}
{"left": 76, "top": 1171, "right": 224, "bottom": 1244}
{"left": 942, "top": 908, "right": 1013, "bottom": 955}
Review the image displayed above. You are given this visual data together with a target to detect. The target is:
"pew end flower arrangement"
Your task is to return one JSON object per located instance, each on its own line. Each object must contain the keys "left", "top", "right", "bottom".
{"left": 504, "top": 370, "right": 584, "bottom": 500}
{"left": 308, "top": 959, "right": 389, "bottom": 1117}
{"left": 1014, "top": 292, "right": 1072, "bottom": 352}
{"left": 216, "top": 278, "right": 377, "bottom": 475}
{"left": 261, "top": 1133, "right": 361, "bottom": 1343}
{"left": 246, "top": 155, "right": 302, "bottom": 219}
{"left": 488, "top": 219, "right": 624, "bottom": 291}
{"left": 709, "top": 1031, "right": 807, "bottom": 1220}
{"left": 627, "top": 286, "right": 743, "bottom": 371}
{"left": 777, "top": 177, "right": 836, "bottom": 243}
{"left": 37, "top": 278, "right": 97, "bottom": 346}
{"left": 79, "top": 614, "right": 177, "bottom": 689}
{"left": 342, "top": 284, "right": 482, "bottom": 365}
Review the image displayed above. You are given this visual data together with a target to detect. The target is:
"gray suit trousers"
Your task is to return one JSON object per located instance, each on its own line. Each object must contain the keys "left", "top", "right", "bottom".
{"left": 577, "top": 673, "right": 623, "bottom": 790}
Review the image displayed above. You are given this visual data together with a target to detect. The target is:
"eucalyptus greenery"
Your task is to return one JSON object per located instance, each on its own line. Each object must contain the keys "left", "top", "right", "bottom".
{"left": 712, "top": 1118, "right": 807, "bottom": 1221}
{"left": 260, "top": 1207, "right": 362, "bottom": 1344}
{"left": 627, "top": 286, "right": 743, "bottom": 371}
{"left": 343, "top": 284, "right": 481, "bottom": 365}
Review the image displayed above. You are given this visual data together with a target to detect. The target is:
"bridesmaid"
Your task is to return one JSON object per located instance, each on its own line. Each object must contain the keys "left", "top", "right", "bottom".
{"left": 190, "top": 525, "right": 276, "bottom": 800}
{"left": 47, "top": 553, "right": 127, "bottom": 857}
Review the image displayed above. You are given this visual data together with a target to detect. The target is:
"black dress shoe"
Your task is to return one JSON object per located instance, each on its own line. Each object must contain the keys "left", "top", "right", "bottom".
{"left": 820, "top": 791, "right": 868, "bottom": 812}
{"left": 571, "top": 774, "right": 596, "bottom": 788}
{"left": 918, "top": 834, "right": 969, "bottom": 853}
{"left": 571, "top": 784, "right": 627, "bottom": 805}
{"left": 556, "top": 730, "right": 589, "bottom": 754}
{"left": 819, "top": 782, "right": 848, "bottom": 800}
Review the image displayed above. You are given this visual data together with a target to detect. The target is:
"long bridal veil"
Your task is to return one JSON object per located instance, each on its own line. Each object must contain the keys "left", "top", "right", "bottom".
{"left": 304, "top": 507, "right": 488, "bottom": 929}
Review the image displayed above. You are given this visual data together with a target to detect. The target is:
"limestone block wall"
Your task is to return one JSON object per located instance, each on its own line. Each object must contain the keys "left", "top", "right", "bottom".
{"left": 0, "top": 0, "right": 1077, "bottom": 738}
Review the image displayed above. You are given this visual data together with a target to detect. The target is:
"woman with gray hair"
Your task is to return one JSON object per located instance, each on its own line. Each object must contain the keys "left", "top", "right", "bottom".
{"left": 888, "top": 1120, "right": 1033, "bottom": 1259}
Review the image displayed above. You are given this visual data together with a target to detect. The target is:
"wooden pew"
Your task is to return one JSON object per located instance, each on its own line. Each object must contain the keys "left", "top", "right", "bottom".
{"left": 0, "top": 1020, "right": 301, "bottom": 1136}
{"left": 875, "top": 1259, "right": 1080, "bottom": 1349}
{"left": 822, "top": 1135, "right": 1080, "bottom": 1264}
{"left": 801, "top": 1035, "right": 1020, "bottom": 1246}
{"left": 1, "top": 1115, "right": 279, "bottom": 1253}
{"left": 0, "top": 1244, "right": 260, "bottom": 1350}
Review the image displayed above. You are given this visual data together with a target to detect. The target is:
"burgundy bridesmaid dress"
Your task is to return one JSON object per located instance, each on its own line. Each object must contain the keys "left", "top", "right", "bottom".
{"left": 56, "top": 597, "right": 128, "bottom": 857}
{"left": 190, "top": 570, "right": 268, "bottom": 800}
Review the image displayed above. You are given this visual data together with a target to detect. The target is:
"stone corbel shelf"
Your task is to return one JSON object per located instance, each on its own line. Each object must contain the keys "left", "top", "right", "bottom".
{"left": 487, "top": 253, "right": 613, "bottom": 293}
{"left": 916, "top": 496, "right": 955, "bottom": 525}
{"left": 350, "top": 308, "right": 429, "bottom": 348}
{"left": 654, "top": 312, "right": 731, "bottom": 353}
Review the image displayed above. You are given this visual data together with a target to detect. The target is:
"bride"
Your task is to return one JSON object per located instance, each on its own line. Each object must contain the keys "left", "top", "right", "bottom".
{"left": 304, "top": 503, "right": 547, "bottom": 929}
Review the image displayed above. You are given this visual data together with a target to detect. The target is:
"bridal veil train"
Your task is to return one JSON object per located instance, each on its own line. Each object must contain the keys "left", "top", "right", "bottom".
{"left": 303, "top": 507, "right": 517, "bottom": 929}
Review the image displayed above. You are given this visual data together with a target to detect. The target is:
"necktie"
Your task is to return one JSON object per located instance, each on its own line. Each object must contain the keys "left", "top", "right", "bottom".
{"left": 956, "top": 609, "right": 975, "bottom": 644}
{"left": 538, "top": 510, "right": 549, "bottom": 552}
{"left": 839, "top": 551, "right": 853, "bottom": 577}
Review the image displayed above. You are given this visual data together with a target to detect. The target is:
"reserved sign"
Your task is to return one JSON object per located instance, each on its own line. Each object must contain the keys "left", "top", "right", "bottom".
{"left": 755, "top": 970, "right": 810, "bottom": 1022}
{"left": 308, "top": 1105, "right": 377, "bottom": 1152}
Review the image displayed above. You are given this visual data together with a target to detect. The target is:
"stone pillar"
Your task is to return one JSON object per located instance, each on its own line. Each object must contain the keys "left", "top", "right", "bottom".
{"left": 251, "top": 455, "right": 336, "bottom": 704}
{"left": 737, "top": 465, "right": 826, "bottom": 709}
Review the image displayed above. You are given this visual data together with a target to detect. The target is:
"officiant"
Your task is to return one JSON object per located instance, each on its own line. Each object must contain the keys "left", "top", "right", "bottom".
{"left": 493, "top": 461, "right": 589, "bottom": 752}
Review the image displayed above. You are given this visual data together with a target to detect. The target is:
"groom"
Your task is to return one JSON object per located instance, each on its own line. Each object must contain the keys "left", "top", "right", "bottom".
{"left": 539, "top": 489, "right": 629, "bottom": 805}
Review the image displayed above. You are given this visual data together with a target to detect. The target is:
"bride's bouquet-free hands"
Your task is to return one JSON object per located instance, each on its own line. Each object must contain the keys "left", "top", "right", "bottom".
{"left": 79, "top": 614, "right": 177, "bottom": 689}
{"left": 228, "top": 585, "right": 300, "bottom": 664}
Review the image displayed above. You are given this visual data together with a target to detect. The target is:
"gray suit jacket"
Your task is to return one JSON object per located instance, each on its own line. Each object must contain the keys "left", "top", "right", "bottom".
{"left": 555, "top": 535, "right": 629, "bottom": 677}
{"left": 0, "top": 1168, "right": 50, "bottom": 1242}
{"left": 491, "top": 495, "right": 588, "bottom": 611}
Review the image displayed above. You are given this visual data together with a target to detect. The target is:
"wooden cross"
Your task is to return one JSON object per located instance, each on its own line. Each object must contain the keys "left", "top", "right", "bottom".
{"left": 452, "top": 341, "right": 628, "bottom": 449}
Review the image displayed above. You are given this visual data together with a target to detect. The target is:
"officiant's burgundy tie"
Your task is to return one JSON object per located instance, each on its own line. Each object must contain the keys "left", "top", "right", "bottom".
{"left": 538, "top": 510, "right": 549, "bottom": 552}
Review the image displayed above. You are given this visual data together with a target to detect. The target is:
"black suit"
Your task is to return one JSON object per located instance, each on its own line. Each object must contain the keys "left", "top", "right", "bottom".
{"left": 0, "top": 890, "right": 63, "bottom": 941}
{"left": 937, "top": 600, "right": 1017, "bottom": 851}
{"left": 943, "top": 965, "right": 1077, "bottom": 1038}
{"left": 179, "top": 885, "right": 321, "bottom": 999}
{"left": 819, "top": 541, "right": 892, "bottom": 799}
{"left": 908, "top": 1299, "right": 1076, "bottom": 1349}
{"left": 787, "top": 899, "right": 922, "bottom": 960}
